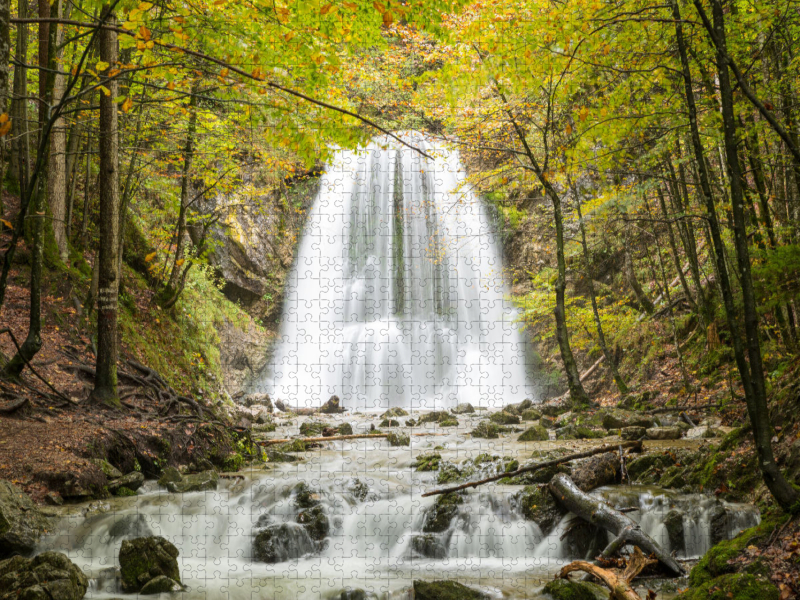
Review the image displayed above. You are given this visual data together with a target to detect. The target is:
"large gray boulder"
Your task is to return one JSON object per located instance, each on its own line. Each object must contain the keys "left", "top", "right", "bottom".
{"left": 119, "top": 536, "right": 181, "bottom": 593}
{"left": 0, "top": 551, "right": 88, "bottom": 600}
{"left": 0, "top": 480, "right": 53, "bottom": 558}
{"left": 252, "top": 524, "right": 315, "bottom": 563}
{"left": 165, "top": 470, "right": 218, "bottom": 493}
{"left": 107, "top": 472, "right": 144, "bottom": 495}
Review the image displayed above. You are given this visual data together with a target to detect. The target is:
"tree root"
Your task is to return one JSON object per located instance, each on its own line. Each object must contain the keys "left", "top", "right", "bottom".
{"left": 557, "top": 547, "right": 657, "bottom": 600}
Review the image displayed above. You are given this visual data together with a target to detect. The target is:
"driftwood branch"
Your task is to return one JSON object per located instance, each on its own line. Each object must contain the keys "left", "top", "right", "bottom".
{"left": 421, "top": 441, "right": 642, "bottom": 498}
{"left": 549, "top": 473, "right": 684, "bottom": 575}
{"left": 257, "top": 432, "right": 446, "bottom": 446}
{"left": 557, "top": 547, "right": 656, "bottom": 600}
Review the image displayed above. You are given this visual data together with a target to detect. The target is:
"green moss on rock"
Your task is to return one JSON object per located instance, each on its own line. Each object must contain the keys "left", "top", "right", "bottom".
{"left": 119, "top": 536, "right": 181, "bottom": 593}
{"left": 676, "top": 573, "right": 778, "bottom": 600}
{"left": 514, "top": 485, "right": 566, "bottom": 535}
{"left": 542, "top": 578, "right": 607, "bottom": 600}
{"left": 489, "top": 411, "right": 520, "bottom": 425}
{"left": 422, "top": 493, "right": 464, "bottom": 533}
{"left": 471, "top": 421, "right": 506, "bottom": 439}
{"left": 413, "top": 580, "right": 488, "bottom": 600}
{"left": 518, "top": 426, "right": 549, "bottom": 442}
{"left": 413, "top": 452, "right": 442, "bottom": 471}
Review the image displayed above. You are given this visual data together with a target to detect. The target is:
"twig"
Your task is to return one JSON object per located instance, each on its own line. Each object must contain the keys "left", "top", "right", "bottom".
{"left": 422, "top": 441, "right": 642, "bottom": 497}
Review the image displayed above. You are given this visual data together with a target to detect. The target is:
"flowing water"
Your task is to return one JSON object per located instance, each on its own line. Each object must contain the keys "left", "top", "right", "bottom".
{"left": 36, "top": 134, "right": 761, "bottom": 598}
{"left": 257, "top": 133, "right": 535, "bottom": 411}
{"left": 38, "top": 415, "right": 760, "bottom": 600}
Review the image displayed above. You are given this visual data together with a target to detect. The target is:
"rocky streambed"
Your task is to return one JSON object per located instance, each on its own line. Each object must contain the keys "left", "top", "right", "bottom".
{"left": 0, "top": 403, "right": 766, "bottom": 599}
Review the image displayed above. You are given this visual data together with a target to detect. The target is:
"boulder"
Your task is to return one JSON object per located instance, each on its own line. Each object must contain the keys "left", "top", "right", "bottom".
{"left": 165, "top": 470, "right": 218, "bottom": 493}
{"left": 157, "top": 467, "right": 182, "bottom": 487}
{"left": 539, "top": 404, "right": 569, "bottom": 417}
{"left": 664, "top": 509, "right": 685, "bottom": 554}
{"left": 108, "top": 514, "right": 153, "bottom": 540}
{"left": 520, "top": 408, "right": 542, "bottom": 421}
{"left": 90, "top": 459, "right": 122, "bottom": 479}
{"left": 299, "top": 421, "right": 329, "bottom": 437}
{"left": 621, "top": 426, "right": 647, "bottom": 441}
{"left": 514, "top": 485, "right": 566, "bottom": 535}
{"left": 266, "top": 450, "right": 299, "bottom": 463}
{"left": 119, "top": 536, "right": 181, "bottom": 593}
{"left": 140, "top": 575, "right": 182, "bottom": 594}
{"left": 243, "top": 393, "right": 273, "bottom": 411}
{"left": 518, "top": 426, "right": 549, "bottom": 442}
{"left": 418, "top": 412, "right": 458, "bottom": 426}
{"left": 381, "top": 407, "right": 409, "bottom": 418}
{"left": 0, "top": 551, "right": 88, "bottom": 600}
{"left": 252, "top": 524, "right": 315, "bottom": 563}
{"left": 379, "top": 419, "right": 399, "bottom": 428}
{"left": 294, "top": 483, "right": 322, "bottom": 509}
{"left": 542, "top": 578, "right": 608, "bottom": 600}
{"left": 387, "top": 432, "right": 410, "bottom": 447}
{"left": 626, "top": 452, "right": 675, "bottom": 481}
{"left": 108, "top": 472, "right": 144, "bottom": 495}
{"left": 413, "top": 453, "right": 441, "bottom": 471}
{"left": 470, "top": 421, "right": 506, "bottom": 439}
{"left": 489, "top": 411, "right": 520, "bottom": 425}
{"left": 296, "top": 505, "right": 329, "bottom": 541}
{"left": 571, "top": 452, "right": 619, "bottom": 491}
{"left": 601, "top": 409, "right": 656, "bottom": 430}
{"left": 0, "top": 480, "right": 53, "bottom": 558}
{"left": 451, "top": 403, "right": 475, "bottom": 414}
{"left": 539, "top": 416, "right": 556, "bottom": 429}
{"left": 422, "top": 493, "right": 463, "bottom": 533}
{"left": 347, "top": 479, "right": 371, "bottom": 503}
{"left": 555, "top": 425, "right": 605, "bottom": 440}
{"left": 410, "top": 534, "right": 447, "bottom": 559}
{"left": 319, "top": 395, "right": 345, "bottom": 414}
{"left": 646, "top": 427, "right": 683, "bottom": 440}
{"left": 413, "top": 580, "right": 489, "bottom": 600}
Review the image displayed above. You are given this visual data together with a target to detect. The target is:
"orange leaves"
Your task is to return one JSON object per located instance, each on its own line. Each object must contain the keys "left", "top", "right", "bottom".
{"left": 320, "top": 3, "right": 334, "bottom": 16}
{"left": 0, "top": 113, "right": 10, "bottom": 137}
{"left": 122, "top": 97, "right": 134, "bottom": 113}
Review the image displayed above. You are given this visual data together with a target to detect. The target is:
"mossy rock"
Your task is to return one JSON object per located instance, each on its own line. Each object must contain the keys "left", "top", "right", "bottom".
{"left": 417, "top": 411, "right": 453, "bottom": 425}
{"left": 621, "top": 426, "right": 647, "bottom": 441}
{"left": 518, "top": 426, "right": 549, "bottom": 442}
{"left": 504, "top": 463, "right": 571, "bottom": 485}
{"left": 514, "top": 485, "right": 566, "bottom": 535}
{"left": 379, "top": 419, "right": 400, "bottom": 428}
{"left": 294, "top": 482, "right": 322, "bottom": 509}
{"left": 119, "top": 536, "right": 181, "bottom": 593}
{"left": 556, "top": 425, "right": 605, "bottom": 440}
{"left": 387, "top": 432, "right": 410, "bottom": 447}
{"left": 542, "top": 578, "right": 608, "bottom": 600}
{"left": 521, "top": 408, "right": 542, "bottom": 421}
{"left": 267, "top": 450, "right": 300, "bottom": 463}
{"left": 539, "top": 405, "right": 569, "bottom": 417}
{"left": 337, "top": 423, "right": 354, "bottom": 436}
{"left": 90, "top": 459, "right": 123, "bottom": 479}
{"left": 109, "top": 472, "right": 144, "bottom": 495}
{"left": 436, "top": 463, "right": 466, "bottom": 484}
{"left": 489, "top": 411, "right": 520, "bottom": 425}
{"left": 600, "top": 408, "right": 656, "bottom": 430}
{"left": 165, "top": 470, "right": 218, "bottom": 493}
{"left": 381, "top": 407, "right": 408, "bottom": 418}
{"left": 413, "top": 453, "right": 442, "bottom": 471}
{"left": 0, "top": 551, "right": 89, "bottom": 600}
{"left": 299, "top": 421, "right": 330, "bottom": 437}
{"left": 276, "top": 439, "right": 307, "bottom": 453}
{"left": 540, "top": 416, "right": 556, "bottom": 429}
{"left": 157, "top": 467, "right": 182, "bottom": 487}
{"left": 676, "top": 573, "right": 778, "bottom": 600}
{"left": 689, "top": 514, "right": 788, "bottom": 586}
{"left": 470, "top": 421, "right": 506, "bottom": 439}
{"left": 451, "top": 403, "right": 475, "bottom": 414}
{"left": 252, "top": 523, "right": 315, "bottom": 563}
{"left": 140, "top": 575, "right": 183, "bottom": 594}
{"left": 410, "top": 534, "right": 447, "bottom": 559}
{"left": 422, "top": 493, "right": 464, "bottom": 533}
{"left": 626, "top": 453, "right": 675, "bottom": 481}
{"left": 413, "top": 580, "right": 488, "bottom": 600}
{"left": 296, "top": 505, "right": 329, "bottom": 541}
{"left": 659, "top": 465, "right": 687, "bottom": 489}
{"left": 0, "top": 480, "right": 54, "bottom": 558}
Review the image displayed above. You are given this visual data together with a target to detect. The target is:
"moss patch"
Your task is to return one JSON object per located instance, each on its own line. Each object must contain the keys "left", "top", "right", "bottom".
{"left": 676, "top": 573, "right": 778, "bottom": 600}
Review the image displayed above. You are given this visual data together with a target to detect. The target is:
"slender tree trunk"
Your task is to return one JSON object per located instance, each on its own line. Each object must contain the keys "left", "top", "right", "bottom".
{"left": 92, "top": 5, "right": 120, "bottom": 407}
{"left": 705, "top": 0, "right": 798, "bottom": 511}
{"left": 10, "top": 0, "right": 29, "bottom": 195}
{"left": 79, "top": 131, "right": 91, "bottom": 248}
{"left": 656, "top": 185, "right": 695, "bottom": 309}
{"left": 47, "top": 0, "right": 68, "bottom": 263}
{"left": 0, "top": 0, "right": 11, "bottom": 211}
{"left": 573, "top": 183, "right": 629, "bottom": 396}
{"left": 623, "top": 250, "right": 654, "bottom": 314}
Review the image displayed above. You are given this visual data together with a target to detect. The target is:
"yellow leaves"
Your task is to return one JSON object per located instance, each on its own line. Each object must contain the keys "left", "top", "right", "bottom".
{"left": 138, "top": 25, "right": 151, "bottom": 41}
{"left": 284, "top": 31, "right": 295, "bottom": 42}
{"left": 145, "top": 252, "right": 157, "bottom": 262}
{"left": 175, "top": 258, "right": 185, "bottom": 267}
{"left": 372, "top": 1, "right": 385, "bottom": 14}
{"left": 167, "top": 81, "right": 176, "bottom": 90}
{"left": 578, "top": 106, "right": 589, "bottom": 122}
{"left": 95, "top": 61, "right": 110, "bottom": 72}
{"left": 99, "top": 85, "right": 111, "bottom": 97}
{"left": 0, "top": 218, "right": 13, "bottom": 230}
{"left": 382, "top": 11, "right": 394, "bottom": 26}
{"left": 275, "top": 6, "right": 290, "bottom": 23}
{"left": 251, "top": 66, "right": 265, "bottom": 80}
{"left": 122, "top": 97, "right": 134, "bottom": 112}
{"left": 320, "top": 3, "right": 334, "bottom": 15}
{"left": 342, "top": 1, "right": 357, "bottom": 9}
{"left": 138, "top": 2, "right": 153, "bottom": 9}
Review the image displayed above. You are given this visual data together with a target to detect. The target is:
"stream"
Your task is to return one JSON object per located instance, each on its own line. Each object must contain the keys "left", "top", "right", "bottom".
{"left": 37, "top": 413, "right": 759, "bottom": 600}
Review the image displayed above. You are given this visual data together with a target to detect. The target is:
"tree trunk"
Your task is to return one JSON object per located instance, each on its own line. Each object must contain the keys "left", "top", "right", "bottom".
{"left": 47, "top": 0, "right": 68, "bottom": 263}
{"left": 623, "top": 250, "right": 653, "bottom": 314}
{"left": 10, "top": 0, "right": 30, "bottom": 195}
{"left": 705, "top": 0, "right": 799, "bottom": 511}
{"left": 0, "top": 0, "right": 11, "bottom": 212}
{"left": 573, "top": 183, "right": 628, "bottom": 396}
{"left": 656, "top": 185, "right": 695, "bottom": 310}
{"left": 548, "top": 473, "right": 684, "bottom": 575}
{"left": 92, "top": 5, "right": 120, "bottom": 408}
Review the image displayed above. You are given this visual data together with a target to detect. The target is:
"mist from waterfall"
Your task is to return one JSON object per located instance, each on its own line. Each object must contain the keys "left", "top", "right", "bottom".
{"left": 258, "top": 132, "right": 535, "bottom": 411}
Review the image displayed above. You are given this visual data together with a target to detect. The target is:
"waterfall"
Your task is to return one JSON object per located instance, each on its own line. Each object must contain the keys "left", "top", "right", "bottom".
{"left": 257, "top": 132, "right": 534, "bottom": 411}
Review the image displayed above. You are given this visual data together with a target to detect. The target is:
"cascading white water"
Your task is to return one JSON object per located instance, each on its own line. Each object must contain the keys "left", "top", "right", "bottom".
{"left": 257, "top": 132, "right": 534, "bottom": 411}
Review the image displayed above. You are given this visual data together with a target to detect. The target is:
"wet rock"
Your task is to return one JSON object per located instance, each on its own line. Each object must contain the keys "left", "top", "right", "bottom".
{"left": 243, "top": 393, "right": 273, "bottom": 411}
{"left": 506, "top": 463, "right": 571, "bottom": 485}
{"left": 297, "top": 505, "right": 329, "bottom": 541}
{"left": 319, "top": 395, "right": 345, "bottom": 414}
{"left": 381, "top": 407, "right": 408, "bottom": 418}
{"left": 44, "top": 492, "right": 63, "bottom": 506}
{"left": 405, "top": 419, "right": 416, "bottom": 427}
{"left": 518, "top": 426, "right": 549, "bottom": 442}
{"left": 418, "top": 412, "right": 458, "bottom": 426}
{"left": 451, "top": 403, "right": 475, "bottom": 414}
{"left": 108, "top": 472, "right": 144, "bottom": 495}
{"left": 572, "top": 452, "right": 619, "bottom": 491}
{"left": 539, "top": 404, "right": 569, "bottom": 417}
{"left": 422, "top": 493, "right": 464, "bottom": 533}
{"left": 539, "top": 415, "right": 556, "bottom": 429}
{"left": 413, "top": 453, "right": 441, "bottom": 471}
{"left": 339, "top": 589, "right": 377, "bottom": 600}
{"left": 410, "top": 534, "right": 447, "bottom": 559}
{"left": 489, "top": 411, "right": 520, "bottom": 425}
{"left": 470, "top": 421, "right": 506, "bottom": 438}
{"left": 157, "top": 467, "right": 182, "bottom": 487}
{"left": 108, "top": 514, "right": 153, "bottom": 540}
{"left": 387, "top": 432, "right": 410, "bottom": 447}
{"left": 659, "top": 465, "right": 686, "bottom": 489}
{"left": 294, "top": 483, "right": 322, "bottom": 509}
{"left": 266, "top": 450, "right": 299, "bottom": 463}
{"left": 119, "top": 536, "right": 181, "bottom": 593}
{"left": 90, "top": 459, "right": 123, "bottom": 479}
{"left": 513, "top": 485, "right": 565, "bottom": 535}
{"left": 626, "top": 453, "right": 675, "bottom": 481}
{"left": 188, "top": 457, "right": 214, "bottom": 474}
{"left": 559, "top": 517, "right": 605, "bottom": 560}
{"left": 708, "top": 505, "right": 737, "bottom": 546}
{"left": 521, "top": 408, "right": 542, "bottom": 421}
{"left": 555, "top": 425, "right": 605, "bottom": 440}
{"left": 621, "top": 426, "right": 647, "bottom": 441}
{"left": 0, "top": 551, "right": 88, "bottom": 600}
{"left": 274, "top": 400, "right": 287, "bottom": 412}
{"left": 542, "top": 578, "right": 608, "bottom": 600}
{"left": 299, "top": 421, "right": 330, "bottom": 436}
{"left": 252, "top": 524, "right": 315, "bottom": 563}
{"left": 601, "top": 409, "right": 656, "bottom": 430}
{"left": 664, "top": 509, "right": 685, "bottom": 554}
{"left": 413, "top": 580, "right": 489, "bottom": 600}
{"left": 347, "top": 479, "right": 370, "bottom": 503}
{"left": 165, "top": 470, "right": 218, "bottom": 493}
{"left": 379, "top": 419, "right": 399, "bottom": 428}
{"left": 0, "top": 480, "right": 53, "bottom": 558}
{"left": 646, "top": 427, "right": 683, "bottom": 440}
{"left": 140, "top": 575, "right": 183, "bottom": 594}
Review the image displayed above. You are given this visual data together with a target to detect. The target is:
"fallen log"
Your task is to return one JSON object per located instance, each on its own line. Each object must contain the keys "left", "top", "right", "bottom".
{"left": 557, "top": 546, "right": 656, "bottom": 600}
{"left": 257, "top": 432, "right": 446, "bottom": 446}
{"left": 549, "top": 473, "right": 684, "bottom": 575}
{"left": 422, "top": 441, "right": 642, "bottom": 497}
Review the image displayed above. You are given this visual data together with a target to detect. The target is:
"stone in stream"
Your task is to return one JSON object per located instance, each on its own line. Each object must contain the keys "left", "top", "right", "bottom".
{"left": 664, "top": 509, "right": 685, "bottom": 553}
{"left": 520, "top": 408, "right": 542, "bottom": 421}
{"left": 410, "top": 534, "right": 447, "bottom": 559}
{"left": 108, "top": 472, "right": 144, "bottom": 495}
{"left": 513, "top": 485, "right": 566, "bottom": 535}
{"left": 0, "top": 480, "right": 53, "bottom": 558}
{"left": 422, "top": 493, "right": 464, "bottom": 533}
{"left": 542, "top": 578, "right": 608, "bottom": 600}
{"left": 413, "top": 580, "right": 489, "bottom": 600}
{"left": 107, "top": 514, "right": 153, "bottom": 540}
{"left": 489, "top": 411, "right": 520, "bottom": 425}
{"left": 90, "top": 458, "right": 123, "bottom": 479}
{"left": 601, "top": 408, "right": 656, "bottom": 430}
{"left": 451, "top": 403, "right": 475, "bottom": 414}
{"left": 243, "top": 393, "right": 273, "bottom": 411}
{"left": 140, "top": 574, "right": 183, "bottom": 594}
{"left": 157, "top": 466, "right": 182, "bottom": 487}
{"left": 165, "top": 470, "right": 218, "bottom": 493}
{"left": 296, "top": 505, "right": 329, "bottom": 541}
{"left": 387, "top": 432, "right": 410, "bottom": 446}
{"left": 517, "top": 425, "right": 549, "bottom": 442}
{"left": 319, "top": 395, "right": 345, "bottom": 414}
{"left": 381, "top": 407, "right": 408, "bottom": 418}
{"left": 646, "top": 427, "right": 684, "bottom": 440}
{"left": 252, "top": 523, "right": 315, "bottom": 563}
{"left": 294, "top": 482, "right": 322, "bottom": 509}
{"left": 470, "top": 421, "right": 507, "bottom": 438}
{"left": 621, "top": 425, "right": 647, "bottom": 440}
{"left": 119, "top": 536, "right": 181, "bottom": 593}
{"left": 0, "top": 551, "right": 88, "bottom": 600}
{"left": 571, "top": 452, "right": 620, "bottom": 491}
